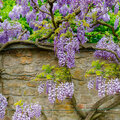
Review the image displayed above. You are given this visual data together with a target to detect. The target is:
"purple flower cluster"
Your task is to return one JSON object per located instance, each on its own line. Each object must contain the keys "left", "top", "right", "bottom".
{"left": 10, "top": 0, "right": 30, "bottom": 18}
{"left": 6, "top": 0, "right": 120, "bottom": 46}
{"left": 48, "top": 81, "right": 56, "bottom": 104}
{"left": 54, "top": 20, "right": 89, "bottom": 68}
{"left": 77, "top": 23, "right": 88, "bottom": 44}
{"left": 62, "top": 82, "right": 74, "bottom": 98}
{"left": 54, "top": 22, "right": 81, "bottom": 68}
{"left": 57, "top": 82, "right": 67, "bottom": 101}
{"left": 114, "top": 16, "right": 119, "bottom": 30}
{"left": 38, "top": 80, "right": 74, "bottom": 104}
{"left": 9, "top": 5, "right": 23, "bottom": 20}
{"left": 87, "top": 79, "right": 94, "bottom": 89}
{"left": 102, "top": 13, "right": 110, "bottom": 22}
{"left": 9, "top": 0, "right": 51, "bottom": 31}
{"left": 114, "top": 3, "right": 119, "bottom": 14}
{"left": 26, "top": 11, "right": 36, "bottom": 23}
{"left": 11, "top": 0, "right": 119, "bottom": 32}
{"left": 12, "top": 103, "right": 41, "bottom": 120}
{"left": 0, "top": 20, "right": 30, "bottom": 43}
{"left": 106, "top": 78, "right": 120, "bottom": 95}
{"left": 88, "top": 76, "right": 120, "bottom": 97}
{"left": 94, "top": 36, "right": 120, "bottom": 63}
{"left": 59, "top": 4, "right": 70, "bottom": 16}
{"left": 0, "top": 94, "right": 8, "bottom": 119}
{"left": 29, "top": 0, "right": 38, "bottom": 12}
{"left": 38, "top": 81, "right": 45, "bottom": 94}
{"left": 97, "top": 77, "right": 106, "bottom": 97}
{"left": 57, "top": 37, "right": 80, "bottom": 68}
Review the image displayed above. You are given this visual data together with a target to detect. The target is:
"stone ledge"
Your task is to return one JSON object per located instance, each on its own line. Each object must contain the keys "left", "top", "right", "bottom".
{"left": 0, "top": 41, "right": 96, "bottom": 52}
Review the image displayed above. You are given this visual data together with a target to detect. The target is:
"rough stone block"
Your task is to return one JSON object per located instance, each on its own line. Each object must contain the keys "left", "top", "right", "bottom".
{"left": 3, "top": 88, "right": 23, "bottom": 96}
{"left": 55, "top": 104, "right": 74, "bottom": 114}
{"left": 80, "top": 95, "right": 93, "bottom": 104}
{"left": 3, "top": 116, "right": 11, "bottom": 120}
{"left": 20, "top": 56, "right": 32, "bottom": 64}
{"left": 27, "top": 82, "right": 38, "bottom": 87}
{"left": 8, "top": 96, "right": 14, "bottom": 105}
{"left": 71, "top": 69, "right": 85, "bottom": 80}
{"left": 24, "top": 65, "right": 34, "bottom": 72}
{"left": 3, "top": 87, "right": 10, "bottom": 95}
{"left": 23, "top": 88, "right": 39, "bottom": 96}
{"left": 4, "top": 80, "right": 26, "bottom": 88}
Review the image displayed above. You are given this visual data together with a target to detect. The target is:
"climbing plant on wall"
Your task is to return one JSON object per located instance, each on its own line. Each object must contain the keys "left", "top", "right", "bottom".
{"left": 0, "top": 0, "right": 120, "bottom": 120}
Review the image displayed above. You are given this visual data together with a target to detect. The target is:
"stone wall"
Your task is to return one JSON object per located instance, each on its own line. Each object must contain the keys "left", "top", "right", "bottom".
{"left": 0, "top": 43, "right": 120, "bottom": 120}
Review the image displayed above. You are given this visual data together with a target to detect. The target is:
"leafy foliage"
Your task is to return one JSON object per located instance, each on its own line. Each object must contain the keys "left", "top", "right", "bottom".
{"left": 87, "top": 11, "right": 120, "bottom": 43}
{"left": 34, "top": 64, "right": 71, "bottom": 82}
{"left": 14, "top": 100, "right": 23, "bottom": 107}
{"left": 0, "top": 0, "right": 120, "bottom": 119}
{"left": 85, "top": 60, "right": 120, "bottom": 79}
{"left": 0, "top": 0, "right": 16, "bottom": 21}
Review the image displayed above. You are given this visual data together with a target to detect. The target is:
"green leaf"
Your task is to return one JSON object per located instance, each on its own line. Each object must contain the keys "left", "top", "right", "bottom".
{"left": 46, "top": 74, "right": 53, "bottom": 79}
{"left": 37, "top": 72, "right": 45, "bottom": 77}
{"left": 87, "top": 68, "right": 96, "bottom": 74}
{"left": 96, "top": 71, "right": 102, "bottom": 76}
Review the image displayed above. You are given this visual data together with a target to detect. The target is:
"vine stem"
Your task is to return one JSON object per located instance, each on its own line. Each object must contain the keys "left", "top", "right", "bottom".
{"left": 85, "top": 95, "right": 115, "bottom": 120}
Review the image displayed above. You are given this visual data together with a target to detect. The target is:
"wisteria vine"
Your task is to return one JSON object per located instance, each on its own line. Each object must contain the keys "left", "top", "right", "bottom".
{"left": 88, "top": 76, "right": 120, "bottom": 97}
{"left": 38, "top": 80, "right": 74, "bottom": 104}
{"left": 0, "top": 0, "right": 120, "bottom": 68}
{"left": 0, "top": 0, "right": 120, "bottom": 119}
{"left": 0, "top": 94, "right": 8, "bottom": 119}
{"left": 12, "top": 102, "right": 41, "bottom": 120}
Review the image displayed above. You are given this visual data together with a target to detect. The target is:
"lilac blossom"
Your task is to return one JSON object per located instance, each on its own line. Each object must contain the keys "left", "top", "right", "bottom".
{"left": 88, "top": 76, "right": 120, "bottom": 97}
{"left": 38, "top": 80, "right": 74, "bottom": 104}
{"left": 114, "top": 3, "right": 119, "bottom": 14}
{"left": 94, "top": 36, "right": 120, "bottom": 63}
{"left": 0, "top": 94, "right": 8, "bottom": 119}
{"left": 12, "top": 103, "right": 41, "bottom": 120}
{"left": 114, "top": 16, "right": 119, "bottom": 30}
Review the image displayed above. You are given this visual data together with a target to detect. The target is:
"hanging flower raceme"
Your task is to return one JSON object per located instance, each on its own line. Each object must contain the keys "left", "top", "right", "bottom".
{"left": 9, "top": 5, "right": 23, "bottom": 20}
{"left": 38, "top": 80, "right": 74, "bottom": 104}
{"left": 114, "top": 3, "right": 119, "bottom": 14}
{"left": 88, "top": 77, "right": 120, "bottom": 97}
{"left": 94, "top": 36, "right": 120, "bottom": 63}
{"left": 12, "top": 102, "right": 41, "bottom": 120}
{"left": 114, "top": 16, "right": 119, "bottom": 30}
{"left": 0, "top": 94, "right": 8, "bottom": 119}
{"left": 54, "top": 22, "right": 86, "bottom": 68}
{"left": 0, "top": 20, "right": 30, "bottom": 43}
